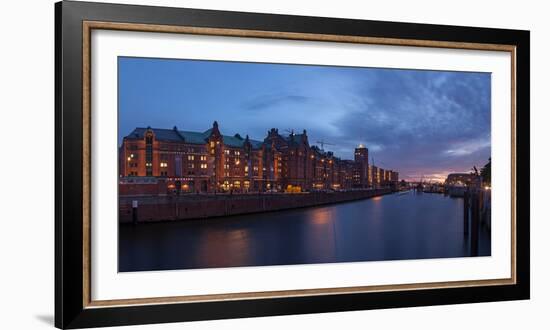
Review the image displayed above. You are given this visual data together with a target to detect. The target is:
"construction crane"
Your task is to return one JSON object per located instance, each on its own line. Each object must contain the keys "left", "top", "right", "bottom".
{"left": 371, "top": 154, "right": 390, "bottom": 169}
{"left": 316, "top": 140, "right": 334, "bottom": 151}
{"left": 284, "top": 129, "right": 297, "bottom": 135}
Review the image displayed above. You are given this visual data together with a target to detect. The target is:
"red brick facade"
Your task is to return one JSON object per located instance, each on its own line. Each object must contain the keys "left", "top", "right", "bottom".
{"left": 120, "top": 122, "right": 398, "bottom": 194}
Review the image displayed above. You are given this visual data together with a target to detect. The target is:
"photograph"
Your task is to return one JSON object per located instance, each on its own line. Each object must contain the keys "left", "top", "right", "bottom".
{"left": 117, "top": 57, "right": 492, "bottom": 272}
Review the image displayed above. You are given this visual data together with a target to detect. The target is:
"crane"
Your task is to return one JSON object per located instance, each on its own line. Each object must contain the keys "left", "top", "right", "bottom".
{"left": 284, "top": 129, "right": 297, "bottom": 135}
{"left": 371, "top": 154, "right": 391, "bottom": 169}
{"left": 316, "top": 140, "right": 334, "bottom": 151}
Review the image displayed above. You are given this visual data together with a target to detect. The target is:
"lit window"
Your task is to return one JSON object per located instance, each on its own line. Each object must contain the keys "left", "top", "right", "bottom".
{"left": 160, "top": 162, "right": 168, "bottom": 168}
{"left": 188, "top": 155, "right": 194, "bottom": 161}
{"left": 200, "top": 155, "right": 207, "bottom": 161}
{"left": 225, "top": 150, "right": 230, "bottom": 155}
{"left": 200, "top": 164, "right": 207, "bottom": 169}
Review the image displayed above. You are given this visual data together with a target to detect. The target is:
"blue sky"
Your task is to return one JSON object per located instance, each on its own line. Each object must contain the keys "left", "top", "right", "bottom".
{"left": 118, "top": 57, "right": 491, "bottom": 181}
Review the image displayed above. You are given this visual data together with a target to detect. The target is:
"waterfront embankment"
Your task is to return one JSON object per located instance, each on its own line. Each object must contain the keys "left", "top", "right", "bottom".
{"left": 119, "top": 188, "right": 392, "bottom": 223}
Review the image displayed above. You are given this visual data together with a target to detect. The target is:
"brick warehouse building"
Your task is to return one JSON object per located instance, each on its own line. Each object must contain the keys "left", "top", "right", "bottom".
{"left": 119, "top": 121, "right": 398, "bottom": 193}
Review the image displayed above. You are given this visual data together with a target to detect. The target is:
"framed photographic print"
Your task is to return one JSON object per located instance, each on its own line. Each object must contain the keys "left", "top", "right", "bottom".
{"left": 55, "top": 1, "right": 530, "bottom": 328}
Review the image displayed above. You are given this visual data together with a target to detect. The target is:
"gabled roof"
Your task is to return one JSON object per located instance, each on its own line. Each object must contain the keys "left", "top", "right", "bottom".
{"left": 125, "top": 127, "right": 180, "bottom": 141}
{"left": 310, "top": 145, "right": 325, "bottom": 156}
{"left": 285, "top": 133, "right": 308, "bottom": 147}
{"left": 222, "top": 134, "right": 245, "bottom": 148}
{"left": 124, "top": 127, "right": 263, "bottom": 148}
{"left": 179, "top": 130, "right": 210, "bottom": 144}
{"left": 124, "top": 127, "right": 211, "bottom": 144}
{"left": 249, "top": 140, "right": 264, "bottom": 149}
{"left": 222, "top": 134, "right": 263, "bottom": 149}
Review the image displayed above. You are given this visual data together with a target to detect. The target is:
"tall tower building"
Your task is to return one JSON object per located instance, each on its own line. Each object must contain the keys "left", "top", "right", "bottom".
{"left": 354, "top": 144, "right": 369, "bottom": 188}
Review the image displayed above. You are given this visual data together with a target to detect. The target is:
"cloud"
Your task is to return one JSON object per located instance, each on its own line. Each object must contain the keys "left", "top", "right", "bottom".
{"left": 443, "top": 137, "right": 491, "bottom": 157}
{"left": 119, "top": 57, "right": 491, "bottom": 181}
{"left": 325, "top": 69, "right": 491, "bottom": 178}
{"left": 243, "top": 94, "right": 311, "bottom": 111}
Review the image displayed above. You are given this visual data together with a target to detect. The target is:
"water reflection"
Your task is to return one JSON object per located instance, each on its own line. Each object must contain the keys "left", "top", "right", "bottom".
{"left": 302, "top": 208, "right": 337, "bottom": 262}
{"left": 119, "top": 191, "right": 491, "bottom": 272}
{"left": 194, "top": 228, "right": 253, "bottom": 268}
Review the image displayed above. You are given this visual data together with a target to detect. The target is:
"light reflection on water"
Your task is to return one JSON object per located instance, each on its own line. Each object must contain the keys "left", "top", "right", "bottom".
{"left": 119, "top": 191, "right": 490, "bottom": 272}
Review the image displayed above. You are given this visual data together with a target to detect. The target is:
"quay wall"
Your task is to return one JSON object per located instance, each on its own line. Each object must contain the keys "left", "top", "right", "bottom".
{"left": 119, "top": 189, "right": 392, "bottom": 223}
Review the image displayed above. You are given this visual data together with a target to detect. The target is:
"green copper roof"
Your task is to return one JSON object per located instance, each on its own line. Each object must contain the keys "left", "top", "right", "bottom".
{"left": 124, "top": 127, "right": 262, "bottom": 148}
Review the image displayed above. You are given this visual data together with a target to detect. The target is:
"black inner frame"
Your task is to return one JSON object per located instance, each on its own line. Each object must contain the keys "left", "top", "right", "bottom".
{"left": 55, "top": 1, "right": 530, "bottom": 329}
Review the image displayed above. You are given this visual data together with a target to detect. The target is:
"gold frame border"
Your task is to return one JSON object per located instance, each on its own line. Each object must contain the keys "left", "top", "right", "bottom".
{"left": 82, "top": 21, "right": 517, "bottom": 309}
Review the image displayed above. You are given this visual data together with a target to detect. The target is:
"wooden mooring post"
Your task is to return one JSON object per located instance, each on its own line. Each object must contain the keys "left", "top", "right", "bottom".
{"left": 132, "top": 200, "right": 138, "bottom": 225}
{"left": 463, "top": 191, "right": 470, "bottom": 235}
{"left": 470, "top": 191, "right": 480, "bottom": 256}
{"left": 463, "top": 189, "right": 481, "bottom": 256}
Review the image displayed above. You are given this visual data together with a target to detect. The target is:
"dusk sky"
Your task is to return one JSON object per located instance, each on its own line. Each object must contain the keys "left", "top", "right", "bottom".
{"left": 118, "top": 57, "right": 491, "bottom": 182}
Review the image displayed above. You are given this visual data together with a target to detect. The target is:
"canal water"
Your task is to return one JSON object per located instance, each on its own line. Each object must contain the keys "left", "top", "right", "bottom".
{"left": 119, "top": 191, "right": 491, "bottom": 272}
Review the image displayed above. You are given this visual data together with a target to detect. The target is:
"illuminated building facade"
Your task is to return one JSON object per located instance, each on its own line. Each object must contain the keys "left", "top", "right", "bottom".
{"left": 445, "top": 173, "right": 477, "bottom": 187}
{"left": 353, "top": 144, "right": 369, "bottom": 188}
{"left": 120, "top": 122, "right": 398, "bottom": 193}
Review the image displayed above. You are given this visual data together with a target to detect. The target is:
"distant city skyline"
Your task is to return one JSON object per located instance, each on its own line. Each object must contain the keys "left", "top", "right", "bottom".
{"left": 118, "top": 57, "right": 491, "bottom": 181}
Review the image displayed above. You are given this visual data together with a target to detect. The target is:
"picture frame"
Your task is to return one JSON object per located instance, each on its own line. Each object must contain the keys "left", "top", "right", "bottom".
{"left": 55, "top": 0, "right": 530, "bottom": 328}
